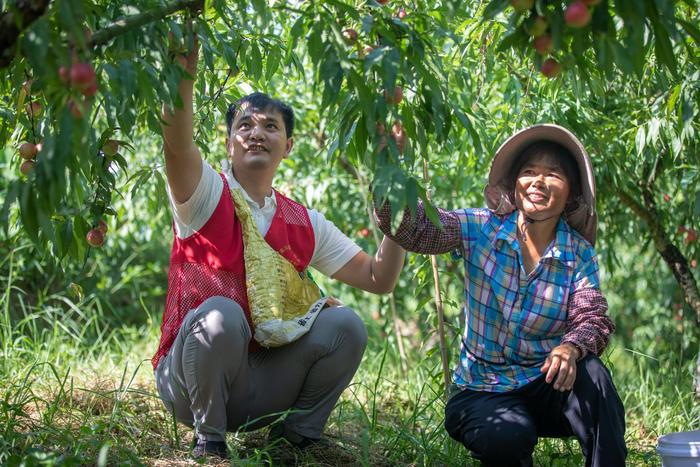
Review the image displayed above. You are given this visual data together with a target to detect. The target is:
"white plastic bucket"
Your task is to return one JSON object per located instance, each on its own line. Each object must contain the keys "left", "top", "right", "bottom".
{"left": 657, "top": 430, "right": 700, "bottom": 467}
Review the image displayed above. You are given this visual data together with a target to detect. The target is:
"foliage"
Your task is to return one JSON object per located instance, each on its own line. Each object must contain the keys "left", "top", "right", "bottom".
{"left": 0, "top": 0, "right": 699, "bottom": 464}
{"left": 0, "top": 0, "right": 697, "bottom": 269}
{"left": 485, "top": 0, "right": 694, "bottom": 79}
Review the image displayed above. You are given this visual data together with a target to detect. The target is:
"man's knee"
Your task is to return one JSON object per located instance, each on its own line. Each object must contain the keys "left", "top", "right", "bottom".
{"left": 321, "top": 306, "right": 368, "bottom": 354}
{"left": 189, "top": 296, "right": 251, "bottom": 346}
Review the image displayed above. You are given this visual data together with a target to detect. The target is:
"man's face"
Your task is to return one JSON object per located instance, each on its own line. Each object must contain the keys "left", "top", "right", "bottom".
{"left": 226, "top": 104, "right": 293, "bottom": 174}
{"left": 514, "top": 153, "right": 571, "bottom": 222}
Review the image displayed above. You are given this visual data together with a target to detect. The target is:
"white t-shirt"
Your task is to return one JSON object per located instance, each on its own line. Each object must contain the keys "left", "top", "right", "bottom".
{"left": 168, "top": 159, "right": 362, "bottom": 277}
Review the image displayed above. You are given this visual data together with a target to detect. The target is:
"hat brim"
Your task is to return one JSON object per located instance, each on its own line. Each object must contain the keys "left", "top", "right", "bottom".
{"left": 485, "top": 124, "right": 597, "bottom": 244}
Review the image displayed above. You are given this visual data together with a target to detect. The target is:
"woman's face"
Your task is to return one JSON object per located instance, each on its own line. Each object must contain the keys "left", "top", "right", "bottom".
{"left": 514, "top": 153, "right": 571, "bottom": 221}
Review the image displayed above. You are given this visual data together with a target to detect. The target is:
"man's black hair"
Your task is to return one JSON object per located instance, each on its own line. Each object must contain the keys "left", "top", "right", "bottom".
{"left": 226, "top": 92, "right": 295, "bottom": 138}
{"left": 506, "top": 141, "right": 581, "bottom": 200}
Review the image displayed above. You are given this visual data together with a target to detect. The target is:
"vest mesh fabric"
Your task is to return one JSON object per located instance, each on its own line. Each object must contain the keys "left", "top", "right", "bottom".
{"left": 276, "top": 194, "right": 310, "bottom": 226}
{"left": 152, "top": 175, "right": 315, "bottom": 369}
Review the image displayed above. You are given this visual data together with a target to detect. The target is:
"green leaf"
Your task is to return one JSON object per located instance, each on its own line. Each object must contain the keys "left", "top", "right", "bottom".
{"left": 290, "top": 16, "right": 306, "bottom": 40}
{"left": 265, "top": 46, "right": 281, "bottom": 81}
{"left": 483, "top": 0, "right": 509, "bottom": 21}
{"left": 55, "top": 219, "right": 73, "bottom": 260}
{"left": 646, "top": 0, "right": 679, "bottom": 77}
{"left": 307, "top": 25, "right": 323, "bottom": 64}
{"left": 635, "top": 125, "right": 646, "bottom": 155}
{"left": 130, "top": 170, "right": 152, "bottom": 198}
{"left": 71, "top": 216, "right": 90, "bottom": 260}
{"left": 497, "top": 28, "right": 527, "bottom": 53}
{"left": 221, "top": 43, "right": 239, "bottom": 70}
{"left": 19, "top": 17, "right": 50, "bottom": 77}
{"left": 417, "top": 187, "right": 442, "bottom": 230}
{"left": 667, "top": 84, "right": 681, "bottom": 114}
{"left": 155, "top": 170, "right": 168, "bottom": 203}
{"left": 19, "top": 184, "right": 40, "bottom": 244}
{"left": 248, "top": 42, "right": 263, "bottom": 81}
{"left": 648, "top": 118, "right": 661, "bottom": 146}
{"left": 652, "top": 23, "right": 679, "bottom": 77}
{"left": 1, "top": 181, "right": 19, "bottom": 236}
{"left": 678, "top": 19, "right": 700, "bottom": 44}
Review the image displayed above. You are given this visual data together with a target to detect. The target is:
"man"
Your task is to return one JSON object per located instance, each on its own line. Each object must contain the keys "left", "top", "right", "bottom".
{"left": 153, "top": 37, "right": 405, "bottom": 459}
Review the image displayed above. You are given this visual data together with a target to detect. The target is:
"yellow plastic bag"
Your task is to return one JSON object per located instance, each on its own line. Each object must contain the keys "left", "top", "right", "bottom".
{"left": 232, "top": 188, "right": 337, "bottom": 347}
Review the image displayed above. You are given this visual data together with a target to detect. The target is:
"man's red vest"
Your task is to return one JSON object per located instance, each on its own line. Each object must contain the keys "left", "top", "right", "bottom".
{"left": 152, "top": 174, "right": 316, "bottom": 369}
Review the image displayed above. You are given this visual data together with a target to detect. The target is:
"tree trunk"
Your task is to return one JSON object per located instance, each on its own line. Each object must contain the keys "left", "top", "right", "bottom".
{"left": 616, "top": 188, "right": 700, "bottom": 396}
{"left": 696, "top": 353, "right": 700, "bottom": 396}
{"left": 1, "top": 0, "right": 205, "bottom": 69}
{"left": 423, "top": 160, "right": 451, "bottom": 398}
{"left": 0, "top": 0, "right": 51, "bottom": 68}
{"left": 89, "top": 0, "right": 204, "bottom": 48}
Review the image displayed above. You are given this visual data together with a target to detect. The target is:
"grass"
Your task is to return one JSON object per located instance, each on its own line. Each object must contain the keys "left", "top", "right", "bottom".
{"left": 0, "top": 247, "right": 698, "bottom": 466}
{"left": 1, "top": 316, "right": 697, "bottom": 466}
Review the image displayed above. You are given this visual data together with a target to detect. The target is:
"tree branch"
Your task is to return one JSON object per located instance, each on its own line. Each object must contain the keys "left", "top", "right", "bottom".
{"left": 337, "top": 155, "right": 409, "bottom": 373}
{"left": 89, "top": 0, "right": 203, "bottom": 47}
{"left": 1, "top": 0, "right": 204, "bottom": 69}
{"left": 616, "top": 188, "right": 700, "bottom": 319}
{"left": 0, "top": 0, "right": 51, "bottom": 68}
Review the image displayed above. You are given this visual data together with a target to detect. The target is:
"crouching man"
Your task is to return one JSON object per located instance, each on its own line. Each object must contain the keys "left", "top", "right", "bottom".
{"left": 154, "top": 36, "right": 405, "bottom": 459}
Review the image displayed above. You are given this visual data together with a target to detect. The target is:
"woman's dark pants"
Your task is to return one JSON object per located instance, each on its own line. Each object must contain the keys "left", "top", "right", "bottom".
{"left": 444, "top": 355, "right": 627, "bottom": 467}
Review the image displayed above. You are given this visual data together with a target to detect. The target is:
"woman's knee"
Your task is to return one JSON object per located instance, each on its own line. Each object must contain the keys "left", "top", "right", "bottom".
{"left": 456, "top": 421, "right": 536, "bottom": 463}
{"left": 573, "top": 355, "right": 626, "bottom": 426}
{"left": 444, "top": 406, "right": 464, "bottom": 442}
{"left": 444, "top": 398, "right": 537, "bottom": 462}
{"left": 161, "top": 398, "right": 195, "bottom": 428}
{"left": 333, "top": 306, "right": 368, "bottom": 351}
{"left": 575, "top": 355, "right": 617, "bottom": 394}
{"left": 470, "top": 421, "right": 537, "bottom": 463}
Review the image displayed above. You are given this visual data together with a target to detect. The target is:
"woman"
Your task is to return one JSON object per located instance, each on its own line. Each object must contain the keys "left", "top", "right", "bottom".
{"left": 375, "top": 124, "right": 626, "bottom": 466}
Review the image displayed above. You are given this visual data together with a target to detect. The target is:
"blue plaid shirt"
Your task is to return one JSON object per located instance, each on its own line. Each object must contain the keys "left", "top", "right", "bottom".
{"left": 452, "top": 209, "right": 602, "bottom": 392}
{"left": 374, "top": 202, "right": 614, "bottom": 393}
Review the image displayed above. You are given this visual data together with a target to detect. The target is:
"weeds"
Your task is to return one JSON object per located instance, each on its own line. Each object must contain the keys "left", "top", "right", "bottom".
{"left": 0, "top": 244, "right": 697, "bottom": 466}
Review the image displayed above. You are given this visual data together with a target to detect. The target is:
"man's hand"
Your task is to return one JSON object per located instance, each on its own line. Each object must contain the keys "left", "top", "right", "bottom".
{"left": 540, "top": 343, "right": 581, "bottom": 392}
{"left": 171, "top": 31, "right": 199, "bottom": 79}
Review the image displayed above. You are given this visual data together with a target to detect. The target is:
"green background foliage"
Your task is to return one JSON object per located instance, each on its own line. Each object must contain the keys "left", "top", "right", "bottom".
{"left": 0, "top": 0, "right": 698, "bottom": 464}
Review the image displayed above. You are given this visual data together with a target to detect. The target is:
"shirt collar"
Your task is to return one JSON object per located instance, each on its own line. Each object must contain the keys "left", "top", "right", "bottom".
{"left": 492, "top": 211, "right": 576, "bottom": 267}
{"left": 222, "top": 159, "right": 277, "bottom": 211}
{"left": 544, "top": 217, "right": 576, "bottom": 267}
{"left": 492, "top": 211, "right": 519, "bottom": 247}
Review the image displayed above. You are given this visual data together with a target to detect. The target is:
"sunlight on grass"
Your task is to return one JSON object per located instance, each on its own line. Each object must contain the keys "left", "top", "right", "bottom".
{"left": 1, "top": 263, "right": 698, "bottom": 465}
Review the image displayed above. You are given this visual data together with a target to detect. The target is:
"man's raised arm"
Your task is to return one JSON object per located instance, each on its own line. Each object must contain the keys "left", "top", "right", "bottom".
{"left": 161, "top": 34, "right": 202, "bottom": 203}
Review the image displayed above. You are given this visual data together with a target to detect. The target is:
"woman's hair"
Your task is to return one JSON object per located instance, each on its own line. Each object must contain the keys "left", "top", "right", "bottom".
{"left": 506, "top": 141, "right": 581, "bottom": 201}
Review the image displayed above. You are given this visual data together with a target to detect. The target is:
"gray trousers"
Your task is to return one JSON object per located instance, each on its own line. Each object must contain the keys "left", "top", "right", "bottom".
{"left": 154, "top": 296, "right": 367, "bottom": 442}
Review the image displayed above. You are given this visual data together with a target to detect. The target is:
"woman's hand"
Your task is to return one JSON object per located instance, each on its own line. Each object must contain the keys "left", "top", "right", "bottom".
{"left": 540, "top": 343, "right": 581, "bottom": 391}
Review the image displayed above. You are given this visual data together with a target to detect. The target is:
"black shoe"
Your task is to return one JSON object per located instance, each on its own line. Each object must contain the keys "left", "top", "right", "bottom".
{"left": 267, "top": 423, "right": 319, "bottom": 449}
{"left": 191, "top": 439, "right": 228, "bottom": 459}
